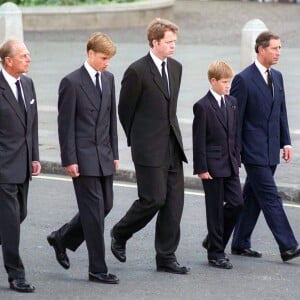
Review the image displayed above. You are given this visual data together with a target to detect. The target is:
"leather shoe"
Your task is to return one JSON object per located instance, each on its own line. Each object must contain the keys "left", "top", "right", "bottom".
{"left": 110, "top": 230, "right": 126, "bottom": 263}
{"left": 47, "top": 231, "right": 70, "bottom": 269}
{"left": 89, "top": 272, "right": 119, "bottom": 284}
{"left": 202, "top": 235, "right": 209, "bottom": 250}
{"left": 209, "top": 258, "right": 233, "bottom": 269}
{"left": 157, "top": 261, "right": 190, "bottom": 274}
{"left": 9, "top": 279, "right": 35, "bottom": 293}
{"left": 231, "top": 247, "right": 262, "bottom": 258}
{"left": 202, "top": 236, "right": 229, "bottom": 261}
{"left": 281, "top": 246, "right": 300, "bottom": 262}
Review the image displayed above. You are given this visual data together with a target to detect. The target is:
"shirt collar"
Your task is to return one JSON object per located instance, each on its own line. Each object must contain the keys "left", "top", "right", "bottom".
{"left": 255, "top": 59, "right": 270, "bottom": 79}
{"left": 149, "top": 50, "right": 167, "bottom": 74}
{"left": 84, "top": 61, "right": 100, "bottom": 82}
{"left": 210, "top": 88, "right": 223, "bottom": 105}
{"left": 2, "top": 68, "right": 20, "bottom": 85}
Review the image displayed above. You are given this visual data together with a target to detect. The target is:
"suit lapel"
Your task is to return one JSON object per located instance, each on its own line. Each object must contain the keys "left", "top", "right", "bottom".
{"left": 79, "top": 66, "right": 101, "bottom": 110}
{"left": 225, "top": 96, "right": 236, "bottom": 132}
{"left": 0, "top": 72, "right": 26, "bottom": 127}
{"left": 97, "top": 71, "right": 109, "bottom": 122}
{"left": 208, "top": 91, "right": 227, "bottom": 130}
{"left": 250, "top": 64, "right": 273, "bottom": 117}
{"left": 147, "top": 54, "right": 170, "bottom": 100}
{"left": 167, "top": 59, "right": 176, "bottom": 100}
{"left": 20, "top": 76, "right": 31, "bottom": 126}
{"left": 268, "top": 71, "right": 282, "bottom": 117}
{"left": 271, "top": 71, "right": 282, "bottom": 103}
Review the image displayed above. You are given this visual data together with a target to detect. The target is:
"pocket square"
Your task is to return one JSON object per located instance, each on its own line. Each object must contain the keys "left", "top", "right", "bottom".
{"left": 30, "top": 99, "right": 35, "bottom": 104}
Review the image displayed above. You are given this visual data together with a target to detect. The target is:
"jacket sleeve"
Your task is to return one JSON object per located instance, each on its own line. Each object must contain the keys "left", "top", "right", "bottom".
{"left": 57, "top": 77, "right": 77, "bottom": 167}
{"left": 192, "top": 101, "right": 207, "bottom": 175}
{"left": 109, "top": 74, "right": 119, "bottom": 160}
{"left": 118, "top": 66, "right": 142, "bottom": 146}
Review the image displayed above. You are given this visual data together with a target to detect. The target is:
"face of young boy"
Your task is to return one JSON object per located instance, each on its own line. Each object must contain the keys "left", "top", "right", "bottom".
{"left": 211, "top": 77, "right": 232, "bottom": 95}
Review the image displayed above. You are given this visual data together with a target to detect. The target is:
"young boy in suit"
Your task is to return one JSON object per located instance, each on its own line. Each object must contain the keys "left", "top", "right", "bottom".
{"left": 192, "top": 61, "right": 243, "bottom": 269}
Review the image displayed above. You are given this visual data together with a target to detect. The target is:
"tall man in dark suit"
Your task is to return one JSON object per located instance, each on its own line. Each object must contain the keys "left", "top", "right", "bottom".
{"left": 111, "top": 18, "right": 189, "bottom": 274}
{"left": 47, "top": 33, "right": 119, "bottom": 284}
{"left": 193, "top": 61, "right": 243, "bottom": 269}
{"left": 230, "top": 31, "right": 300, "bottom": 261}
{"left": 0, "top": 39, "right": 41, "bottom": 293}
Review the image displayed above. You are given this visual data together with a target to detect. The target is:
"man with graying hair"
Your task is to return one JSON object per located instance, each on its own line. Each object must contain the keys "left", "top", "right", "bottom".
{"left": 0, "top": 39, "right": 41, "bottom": 293}
{"left": 230, "top": 31, "right": 300, "bottom": 262}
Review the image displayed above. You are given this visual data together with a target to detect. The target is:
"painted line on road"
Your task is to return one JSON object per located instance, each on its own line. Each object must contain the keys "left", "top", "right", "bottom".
{"left": 36, "top": 175, "right": 300, "bottom": 208}
{"left": 37, "top": 175, "right": 205, "bottom": 196}
{"left": 37, "top": 175, "right": 138, "bottom": 188}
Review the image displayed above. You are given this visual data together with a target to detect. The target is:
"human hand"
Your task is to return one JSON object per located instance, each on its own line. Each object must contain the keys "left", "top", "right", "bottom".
{"left": 198, "top": 172, "right": 213, "bottom": 180}
{"left": 65, "top": 164, "right": 80, "bottom": 177}
{"left": 282, "top": 147, "right": 292, "bottom": 163}
{"left": 114, "top": 160, "right": 119, "bottom": 170}
{"left": 32, "top": 161, "right": 41, "bottom": 176}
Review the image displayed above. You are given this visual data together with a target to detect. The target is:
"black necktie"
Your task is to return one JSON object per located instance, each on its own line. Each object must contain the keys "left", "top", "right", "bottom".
{"left": 221, "top": 96, "right": 227, "bottom": 123}
{"left": 15, "top": 80, "right": 26, "bottom": 118}
{"left": 266, "top": 69, "right": 273, "bottom": 98}
{"left": 95, "top": 72, "right": 102, "bottom": 100}
{"left": 161, "top": 61, "right": 169, "bottom": 95}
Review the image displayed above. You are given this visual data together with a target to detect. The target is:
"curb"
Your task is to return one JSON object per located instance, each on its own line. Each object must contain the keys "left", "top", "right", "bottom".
{"left": 41, "top": 160, "right": 300, "bottom": 203}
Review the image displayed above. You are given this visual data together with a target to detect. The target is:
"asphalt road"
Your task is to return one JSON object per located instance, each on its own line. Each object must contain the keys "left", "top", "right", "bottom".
{"left": 0, "top": 174, "right": 300, "bottom": 300}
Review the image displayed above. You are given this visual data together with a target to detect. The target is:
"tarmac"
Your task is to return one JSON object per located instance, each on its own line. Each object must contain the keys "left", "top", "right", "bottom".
{"left": 23, "top": 0, "right": 300, "bottom": 201}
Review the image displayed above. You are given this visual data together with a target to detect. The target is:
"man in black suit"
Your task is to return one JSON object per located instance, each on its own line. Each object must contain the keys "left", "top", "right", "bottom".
{"left": 47, "top": 33, "right": 119, "bottom": 284}
{"left": 193, "top": 61, "right": 243, "bottom": 269}
{"left": 0, "top": 39, "right": 41, "bottom": 293}
{"left": 111, "top": 18, "right": 189, "bottom": 274}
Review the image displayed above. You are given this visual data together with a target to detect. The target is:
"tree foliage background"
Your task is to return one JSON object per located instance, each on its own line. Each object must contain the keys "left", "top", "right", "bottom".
{"left": 0, "top": 0, "right": 137, "bottom": 5}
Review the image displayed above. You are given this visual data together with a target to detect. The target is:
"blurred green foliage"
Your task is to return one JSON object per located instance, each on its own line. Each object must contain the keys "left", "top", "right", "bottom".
{"left": 0, "top": 0, "right": 138, "bottom": 5}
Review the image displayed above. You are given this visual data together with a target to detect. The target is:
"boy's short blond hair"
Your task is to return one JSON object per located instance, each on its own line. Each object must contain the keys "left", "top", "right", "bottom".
{"left": 207, "top": 61, "right": 234, "bottom": 81}
{"left": 87, "top": 32, "right": 116, "bottom": 57}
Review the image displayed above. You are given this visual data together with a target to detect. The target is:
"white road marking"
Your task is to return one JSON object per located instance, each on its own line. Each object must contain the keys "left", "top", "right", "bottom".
{"left": 35, "top": 175, "right": 300, "bottom": 208}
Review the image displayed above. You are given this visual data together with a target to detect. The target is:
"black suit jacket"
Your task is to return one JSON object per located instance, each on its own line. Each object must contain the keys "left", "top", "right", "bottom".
{"left": 58, "top": 65, "right": 118, "bottom": 176}
{"left": 193, "top": 91, "right": 240, "bottom": 177}
{"left": 0, "top": 71, "right": 39, "bottom": 183}
{"left": 118, "top": 53, "right": 187, "bottom": 167}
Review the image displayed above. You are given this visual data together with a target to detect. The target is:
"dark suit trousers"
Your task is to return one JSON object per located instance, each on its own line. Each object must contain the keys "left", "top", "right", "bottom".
{"left": 56, "top": 175, "right": 113, "bottom": 273}
{"left": 202, "top": 175, "right": 243, "bottom": 260}
{"left": 112, "top": 160, "right": 184, "bottom": 265}
{"left": 0, "top": 181, "right": 29, "bottom": 280}
{"left": 232, "top": 164, "right": 298, "bottom": 252}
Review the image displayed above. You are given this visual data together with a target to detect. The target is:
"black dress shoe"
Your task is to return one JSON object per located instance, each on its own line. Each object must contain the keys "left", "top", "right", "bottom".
{"left": 209, "top": 258, "right": 233, "bottom": 269}
{"left": 202, "top": 235, "right": 209, "bottom": 250}
{"left": 89, "top": 272, "right": 119, "bottom": 284}
{"left": 157, "top": 261, "right": 190, "bottom": 274}
{"left": 281, "top": 246, "right": 300, "bottom": 262}
{"left": 202, "top": 236, "right": 229, "bottom": 261}
{"left": 110, "top": 231, "right": 126, "bottom": 263}
{"left": 231, "top": 247, "right": 262, "bottom": 258}
{"left": 9, "top": 279, "right": 35, "bottom": 293}
{"left": 47, "top": 232, "right": 70, "bottom": 269}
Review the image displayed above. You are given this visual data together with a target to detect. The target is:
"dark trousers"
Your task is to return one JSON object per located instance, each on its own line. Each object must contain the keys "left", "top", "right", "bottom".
{"left": 202, "top": 175, "right": 243, "bottom": 260}
{"left": 0, "top": 181, "right": 29, "bottom": 280}
{"left": 112, "top": 162, "right": 184, "bottom": 265}
{"left": 56, "top": 175, "right": 113, "bottom": 273}
{"left": 232, "top": 164, "right": 298, "bottom": 252}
